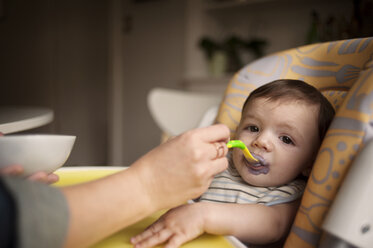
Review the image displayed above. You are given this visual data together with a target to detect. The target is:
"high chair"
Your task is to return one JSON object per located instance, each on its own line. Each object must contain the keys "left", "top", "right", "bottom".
{"left": 148, "top": 37, "right": 373, "bottom": 247}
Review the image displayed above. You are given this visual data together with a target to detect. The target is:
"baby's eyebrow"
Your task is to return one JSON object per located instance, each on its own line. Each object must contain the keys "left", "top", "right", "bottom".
{"left": 278, "top": 123, "right": 303, "bottom": 140}
{"left": 242, "top": 114, "right": 257, "bottom": 120}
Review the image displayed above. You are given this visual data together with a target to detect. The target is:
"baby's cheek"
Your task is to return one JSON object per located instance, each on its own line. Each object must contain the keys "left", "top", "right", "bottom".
{"left": 234, "top": 128, "right": 246, "bottom": 139}
{"left": 231, "top": 150, "right": 242, "bottom": 168}
{"left": 283, "top": 158, "right": 305, "bottom": 178}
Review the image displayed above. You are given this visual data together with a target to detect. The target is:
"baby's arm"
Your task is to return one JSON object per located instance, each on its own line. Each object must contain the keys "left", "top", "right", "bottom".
{"left": 203, "top": 200, "right": 300, "bottom": 244}
{"left": 131, "top": 200, "right": 300, "bottom": 248}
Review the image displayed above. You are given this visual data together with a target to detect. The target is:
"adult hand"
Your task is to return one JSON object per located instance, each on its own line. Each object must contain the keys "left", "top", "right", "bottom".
{"left": 133, "top": 124, "right": 230, "bottom": 211}
{"left": 0, "top": 164, "right": 59, "bottom": 184}
{"left": 0, "top": 132, "right": 59, "bottom": 184}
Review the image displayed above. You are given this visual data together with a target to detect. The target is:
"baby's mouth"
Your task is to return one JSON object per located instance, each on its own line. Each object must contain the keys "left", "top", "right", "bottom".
{"left": 243, "top": 154, "right": 269, "bottom": 175}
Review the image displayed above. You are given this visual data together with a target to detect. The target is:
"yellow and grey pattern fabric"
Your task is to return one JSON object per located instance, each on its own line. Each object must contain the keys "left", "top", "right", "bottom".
{"left": 215, "top": 37, "right": 373, "bottom": 247}
{"left": 199, "top": 165, "right": 306, "bottom": 206}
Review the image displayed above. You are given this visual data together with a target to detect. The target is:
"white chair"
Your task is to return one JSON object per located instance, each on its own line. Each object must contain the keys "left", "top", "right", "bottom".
{"left": 147, "top": 87, "right": 222, "bottom": 138}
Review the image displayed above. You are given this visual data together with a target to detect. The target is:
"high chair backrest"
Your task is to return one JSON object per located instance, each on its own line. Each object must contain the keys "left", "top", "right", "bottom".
{"left": 215, "top": 37, "right": 373, "bottom": 247}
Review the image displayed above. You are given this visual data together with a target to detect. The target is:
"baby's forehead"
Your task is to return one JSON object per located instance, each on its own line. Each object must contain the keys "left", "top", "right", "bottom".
{"left": 244, "top": 96, "right": 320, "bottom": 112}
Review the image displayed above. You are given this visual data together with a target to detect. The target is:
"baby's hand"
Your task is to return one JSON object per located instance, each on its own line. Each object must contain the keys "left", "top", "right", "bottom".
{"left": 131, "top": 203, "right": 206, "bottom": 248}
{"left": 0, "top": 164, "right": 59, "bottom": 184}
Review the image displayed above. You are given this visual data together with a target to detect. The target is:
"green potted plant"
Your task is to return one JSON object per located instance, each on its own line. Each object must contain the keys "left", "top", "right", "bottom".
{"left": 199, "top": 35, "right": 268, "bottom": 76}
{"left": 198, "top": 37, "right": 228, "bottom": 77}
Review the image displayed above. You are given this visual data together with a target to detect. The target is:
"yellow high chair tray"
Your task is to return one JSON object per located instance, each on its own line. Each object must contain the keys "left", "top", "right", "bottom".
{"left": 54, "top": 167, "right": 244, "bottom": 248}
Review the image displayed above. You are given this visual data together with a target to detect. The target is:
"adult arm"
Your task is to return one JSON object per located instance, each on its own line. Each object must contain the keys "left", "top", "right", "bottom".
{"left": 62, "top": 124, "right": 229, "bottom": 248}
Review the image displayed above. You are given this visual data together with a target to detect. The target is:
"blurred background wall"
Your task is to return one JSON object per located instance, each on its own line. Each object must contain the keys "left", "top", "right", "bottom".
{"left": 0, "top": 0, "right": 109, "bottom": 165}
{"left": 0, "top": 0, "right": 371, "bottom": 166}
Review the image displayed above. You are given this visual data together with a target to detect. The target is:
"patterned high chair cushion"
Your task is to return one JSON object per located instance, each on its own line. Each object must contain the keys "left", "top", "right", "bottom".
{"left": 215, "top": 37, "right": 373, "bottom": 247}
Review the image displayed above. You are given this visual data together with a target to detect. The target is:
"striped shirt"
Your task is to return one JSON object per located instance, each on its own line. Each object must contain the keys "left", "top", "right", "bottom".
{"left": 199, "top": 166, "right": 306, "bottom": 206}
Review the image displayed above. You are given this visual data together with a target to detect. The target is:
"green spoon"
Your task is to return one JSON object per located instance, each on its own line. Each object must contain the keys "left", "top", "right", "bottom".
{"left": 227, "top": 140, "right": 259, "bottom": 163}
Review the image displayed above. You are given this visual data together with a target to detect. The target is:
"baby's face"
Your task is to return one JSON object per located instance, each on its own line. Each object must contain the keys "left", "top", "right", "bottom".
{"left": 232, "top": 97, "right": 320, "bottom": 187}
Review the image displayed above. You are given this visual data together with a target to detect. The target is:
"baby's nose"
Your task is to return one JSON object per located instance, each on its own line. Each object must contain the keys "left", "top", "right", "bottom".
{"left": 253, "top": 134, "right": 273, "bottom": 152}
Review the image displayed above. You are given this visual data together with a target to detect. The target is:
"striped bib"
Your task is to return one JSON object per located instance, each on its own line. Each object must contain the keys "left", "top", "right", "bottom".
{"left": 199, "top": 166, "right": 306, "bottom": 206}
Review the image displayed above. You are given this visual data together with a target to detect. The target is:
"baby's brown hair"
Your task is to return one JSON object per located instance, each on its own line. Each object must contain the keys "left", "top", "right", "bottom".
{"left": 242, "top": 79, "right": 335, "bottom": 142}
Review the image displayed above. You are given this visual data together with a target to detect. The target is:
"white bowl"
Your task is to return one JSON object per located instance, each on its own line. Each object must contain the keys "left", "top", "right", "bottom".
{"left": 0, "top": 134, "right": 76, "bottom": 176}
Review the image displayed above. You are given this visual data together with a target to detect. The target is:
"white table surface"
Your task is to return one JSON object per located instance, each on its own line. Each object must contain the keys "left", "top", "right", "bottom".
{"left": 0, "top": 106, "right": 54, "bottom": 134}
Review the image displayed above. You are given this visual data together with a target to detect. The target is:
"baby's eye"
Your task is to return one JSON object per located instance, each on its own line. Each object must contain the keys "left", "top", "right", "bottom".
{"left": 248, "top": 125, "right": 259, "bottom": 132}
{"left": 280, "top": 136, "right": 294, "bottom": 145}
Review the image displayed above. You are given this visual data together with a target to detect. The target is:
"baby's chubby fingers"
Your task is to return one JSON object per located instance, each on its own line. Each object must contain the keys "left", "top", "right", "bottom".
{"left": 164, "top": 234, "right": 190, "bottom": 248}
{"left": 131, "top": 221, "right": 163, "bottom": 244}
{"left": 131, "top": 224, "right": 173, "bottom": 248}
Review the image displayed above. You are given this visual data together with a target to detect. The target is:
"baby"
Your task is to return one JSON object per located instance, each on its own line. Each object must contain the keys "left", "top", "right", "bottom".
{"left": 131, "top": 79, "right": 335, "bottom": 248}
